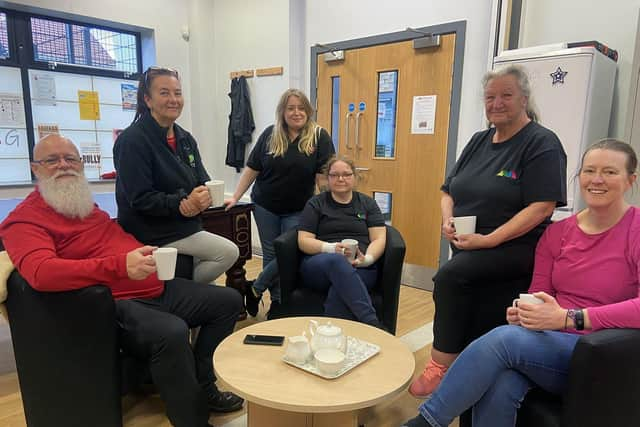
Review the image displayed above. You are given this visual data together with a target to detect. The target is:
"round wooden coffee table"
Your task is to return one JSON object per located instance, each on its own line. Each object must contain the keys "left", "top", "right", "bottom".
{"left": 213, "top": 317, "right": 415, "bottom": 427}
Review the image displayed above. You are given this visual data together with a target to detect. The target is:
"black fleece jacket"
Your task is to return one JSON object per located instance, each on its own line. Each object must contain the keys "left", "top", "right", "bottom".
{"left": 113, "top": 113, "right": 210, "bottom": 246}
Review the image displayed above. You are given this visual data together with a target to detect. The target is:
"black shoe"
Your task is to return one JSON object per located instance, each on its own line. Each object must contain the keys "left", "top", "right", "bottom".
{"left": 207, "top": 391, "right": 244, "bottom": 413}
{"left": 244, "top": 281, "right": 261, "bottom": 317}
{"left": 402, "top": 414, "right": 433, "bottom": 427}
{"left": 266, "top": 300, "right": 281, "bottom": 320}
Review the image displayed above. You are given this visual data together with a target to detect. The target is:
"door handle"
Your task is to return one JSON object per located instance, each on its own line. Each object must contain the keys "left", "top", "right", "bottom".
{"left": 355, "top": 112, "right": 363, "bottom": 150}
{"left": 345, "top": 112, "right": 353, "bottom": 149}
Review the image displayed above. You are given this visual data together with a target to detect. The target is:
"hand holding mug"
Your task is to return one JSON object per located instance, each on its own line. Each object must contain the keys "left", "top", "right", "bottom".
{"left": 126, "top": 246, "right": 157, "bottom": 280}
{"left": 442, "top": 217, "right": 456, "bottom": 241}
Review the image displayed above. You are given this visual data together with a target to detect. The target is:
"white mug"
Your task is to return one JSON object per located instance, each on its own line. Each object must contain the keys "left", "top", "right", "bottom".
{"left": 153, "top": 247, "right": 178, "bottom": 281}
{"left": 512, "top": 293, "right": 544, "bottom": 307}
{"left": 314, "top": 348, "right": 345, "bottom": 376}
{"left": 341, "top": 239, "right": 359, "bottom": 261}
{"left": 205, "top": 180, "right": 225, "bottom": 208}
{"left": 453, "top": 215, "right": 476, "bottom": 235}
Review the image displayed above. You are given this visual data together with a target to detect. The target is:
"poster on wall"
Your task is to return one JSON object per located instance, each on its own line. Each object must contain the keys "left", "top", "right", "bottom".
{"left": 78, "top": 90, "right": 101, "bottom": 120}
{"left": 80, "top": 142, "right": 102, "bottom": 176}
{"left": 0, "top": 93, "right": 25, "bottom": 127}
{"left": 411, "top": 95, "right": 437, "bottom": 135}
{"left": 37, "top": 123, "right": 60, "bottom": 140}
{"left": 121, "top": 83, "right": 137, "bottom": 111}
{"left": 31, "top": 73, "right": 57, "bottom": 105}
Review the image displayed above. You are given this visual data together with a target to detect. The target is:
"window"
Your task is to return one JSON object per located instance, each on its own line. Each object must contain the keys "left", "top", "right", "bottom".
{"left": 31, "top": 17, "right": 138, "bottom": 74}
{"left": 0, "top": 13, "right": 8, "bottom": 59}
{"left": 0, "top": 9, "right": 142, "bottom": 185}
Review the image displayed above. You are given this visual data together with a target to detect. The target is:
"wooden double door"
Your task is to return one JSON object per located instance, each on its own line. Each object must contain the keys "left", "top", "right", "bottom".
{"left": 315, "top": 34, "right": 456, "bottom": 286}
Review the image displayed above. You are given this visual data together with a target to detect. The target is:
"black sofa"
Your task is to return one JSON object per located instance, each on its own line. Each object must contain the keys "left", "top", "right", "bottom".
{"left": 273, "top": 225, "right": 406, "bottom": 334}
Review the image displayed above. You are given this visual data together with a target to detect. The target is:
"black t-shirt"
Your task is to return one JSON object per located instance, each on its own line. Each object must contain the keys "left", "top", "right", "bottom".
{"left": 441, "top": 121, "right": 567, "bottom": 244}
{"left": 298, "top": 191, "right": 385, "bottom": 253}
{"left": 247, "top": 125, "right": 335, "bottom": 214}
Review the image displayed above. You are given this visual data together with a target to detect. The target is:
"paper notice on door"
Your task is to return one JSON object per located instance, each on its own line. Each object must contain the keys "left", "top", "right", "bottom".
{"left": 37, "top": 123, "right": 60, "bottom": 139}
{"left": 411, "top": 95, "right": 436, "bottom": 135}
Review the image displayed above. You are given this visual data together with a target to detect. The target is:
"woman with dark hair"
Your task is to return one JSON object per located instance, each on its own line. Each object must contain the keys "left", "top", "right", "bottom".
{"left": 296, "top": 156, "right": 386, "bottom": 328}
{"left": 226, "top": 88, "right": 335, "bottom": 317}
{"left": 113, "top": 67, "right": 239, "bottom": 288}
{"left": 410, "top": 65, "right": 568, "bottom": 398}
{"left": 403, "top": 139, "right": 640, "bottom": 427}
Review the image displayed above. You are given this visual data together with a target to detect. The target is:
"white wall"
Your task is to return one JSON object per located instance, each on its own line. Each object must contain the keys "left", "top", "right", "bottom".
{"left": 520, "top": 0, "right": 640, "bottom": 138}
{"left": 305, "top": 0, "right": 493, "bottom": 157}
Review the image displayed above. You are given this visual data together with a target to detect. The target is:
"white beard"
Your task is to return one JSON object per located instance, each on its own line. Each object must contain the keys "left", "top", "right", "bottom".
{"left": 38, "top": 170, "right": 95, "bottom": 219}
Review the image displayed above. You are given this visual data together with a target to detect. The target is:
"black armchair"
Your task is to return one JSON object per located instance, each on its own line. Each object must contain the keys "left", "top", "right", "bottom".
{"left": 516, "top": 327, "right": 640, "bottom": 427}
{"left": 3, "top": 245, "right": 192, "bottom": 427}
{"left": 457, "top": 327, "right": 640, "bottom": 427}
{"left": 273, "top": 225, "right": 406, "bottom": 334}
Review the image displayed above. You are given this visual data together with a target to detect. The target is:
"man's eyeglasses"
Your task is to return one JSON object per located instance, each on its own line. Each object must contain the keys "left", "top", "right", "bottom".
{"left": 31, "top": 155, "right": 82, "bottom": 168}
{"left": 328, "top": 172, "right": 354, "bottom": 179}
{"left": 144, "top": 66, "right": 179, "bottom": 87}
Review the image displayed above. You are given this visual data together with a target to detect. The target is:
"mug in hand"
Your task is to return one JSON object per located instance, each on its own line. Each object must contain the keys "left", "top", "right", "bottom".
{"left": 513, "top": 293, "right": 544, "bottom": 307}
{"left": 453, "top": 216, "right": 476, "bottom": 235}
{"left": 341, "top": 239, "right": 359, "bottom": 261}
{"left": 153, "top": 247, "right": 178, "bottom": 281}
{"left": 205, "top": 180, "right": 225, "bottom": 208}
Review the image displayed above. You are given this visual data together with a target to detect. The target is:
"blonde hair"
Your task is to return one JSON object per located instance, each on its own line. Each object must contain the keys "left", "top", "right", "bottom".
{"left": 269, "top": 89, "right": 321, "bottom": 157}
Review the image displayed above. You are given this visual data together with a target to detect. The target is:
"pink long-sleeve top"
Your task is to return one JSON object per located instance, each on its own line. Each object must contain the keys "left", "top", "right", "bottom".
{"left": 529, "top": 206, "right": 640, "bottom": 333}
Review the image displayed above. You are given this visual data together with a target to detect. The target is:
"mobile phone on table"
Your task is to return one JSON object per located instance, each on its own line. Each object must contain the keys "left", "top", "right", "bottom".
{"left": 243, "top": 334, "right": 285, "bottom": 346}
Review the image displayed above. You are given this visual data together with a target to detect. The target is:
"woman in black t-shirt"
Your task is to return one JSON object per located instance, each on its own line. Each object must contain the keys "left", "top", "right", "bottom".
{"left": 225, "top": 89, "right": 335, "bottom": 317}
{"left": 409, "top": 65, "right": 567, "bottom": 400}
{"left": 297, "top": 156, "right": 386, "bottom": 328}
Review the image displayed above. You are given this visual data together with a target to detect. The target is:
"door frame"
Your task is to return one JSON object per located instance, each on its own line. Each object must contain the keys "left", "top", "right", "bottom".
{"left": 310, "top": 20, "right": 466, "bottom": 274}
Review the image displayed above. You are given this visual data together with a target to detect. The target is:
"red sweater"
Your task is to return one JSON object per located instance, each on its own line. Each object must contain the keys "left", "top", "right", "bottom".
{"left": 0, "top": 190, "right": 163, "bottom": 299}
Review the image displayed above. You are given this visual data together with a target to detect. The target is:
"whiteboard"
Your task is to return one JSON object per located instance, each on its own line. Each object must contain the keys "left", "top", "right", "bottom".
{"left": 0, "top": 66, "right": 29, "bottom": 184}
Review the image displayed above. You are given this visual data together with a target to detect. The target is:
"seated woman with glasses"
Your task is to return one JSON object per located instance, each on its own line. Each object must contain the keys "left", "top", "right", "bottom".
{"left": 113, "top": 66, "right": 239, "bottom": 287}
{"left": 297, "top": 156, "right": 386, "bottom": 328}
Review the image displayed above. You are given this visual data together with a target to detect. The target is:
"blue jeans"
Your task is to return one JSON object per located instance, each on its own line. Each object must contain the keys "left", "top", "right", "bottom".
{"left": 299, "top": 253, "right": 379, "bottom": 325}
{"left": 252, "top": 203, "right": 301, "bottom": 302}
{"left": 420, "top": 325, "right": 580, "bottom": 427}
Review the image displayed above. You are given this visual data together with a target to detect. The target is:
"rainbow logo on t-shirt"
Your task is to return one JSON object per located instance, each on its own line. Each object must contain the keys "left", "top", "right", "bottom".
{"left": 496, "top": 169, "right": 518, "bottom": 179}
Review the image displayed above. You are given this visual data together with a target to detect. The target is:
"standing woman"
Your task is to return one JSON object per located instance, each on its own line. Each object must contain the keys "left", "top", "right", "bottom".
{"left": 114, "top": 66, "right": 239, "bottom": 285}
{"left": 409, "top": 65, "right": 567, "bottom": 398}
{"left": 225, "top": 89, "right": 335, "bottom": 316}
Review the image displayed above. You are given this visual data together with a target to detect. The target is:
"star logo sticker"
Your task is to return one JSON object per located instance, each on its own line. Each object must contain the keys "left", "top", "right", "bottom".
{"left": 550, "top": 67, "right": 568, "bottom": 85}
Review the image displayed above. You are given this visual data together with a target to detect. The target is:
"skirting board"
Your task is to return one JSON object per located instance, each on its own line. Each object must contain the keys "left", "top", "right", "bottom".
{"left": 402, "top": 263, "right": 436, "bottom": 291}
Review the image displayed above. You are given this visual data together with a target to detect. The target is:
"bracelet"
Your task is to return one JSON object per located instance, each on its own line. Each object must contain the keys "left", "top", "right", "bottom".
{"left": 567, "top": 308, "right": 585, "bottom": 330}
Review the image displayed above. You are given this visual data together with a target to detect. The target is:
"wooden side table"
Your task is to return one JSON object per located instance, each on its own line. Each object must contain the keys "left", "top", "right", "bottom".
{"left": 201, "top": 203, "right": 254, "bottom": 319}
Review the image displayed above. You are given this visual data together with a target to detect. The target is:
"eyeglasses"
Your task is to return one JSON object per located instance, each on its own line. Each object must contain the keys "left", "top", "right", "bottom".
{"left": 144, "top": 66, "right": 179, "bottom": 87}
{"left": 31, "top": 155, "right": 82, "bottom": 168}
{"left": 328, "top": 172, "right": 354, "bottom": 179}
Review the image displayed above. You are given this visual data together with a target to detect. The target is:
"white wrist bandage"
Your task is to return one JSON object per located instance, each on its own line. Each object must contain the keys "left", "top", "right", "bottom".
{"left": 321, "top": 242, "right": 337, "bottom": 254}
{"left": 356, "top": 254, "right": 375, "bottom": 268}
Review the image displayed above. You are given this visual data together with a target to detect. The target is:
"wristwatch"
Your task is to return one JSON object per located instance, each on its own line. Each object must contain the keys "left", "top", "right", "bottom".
{"left": 567, "top": 308, "right": 585, "bottom": 330}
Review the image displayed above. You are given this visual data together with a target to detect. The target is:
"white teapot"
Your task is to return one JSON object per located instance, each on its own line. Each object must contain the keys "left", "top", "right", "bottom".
{"left": 308, "top": 320, "right": 346, "bottom": 353}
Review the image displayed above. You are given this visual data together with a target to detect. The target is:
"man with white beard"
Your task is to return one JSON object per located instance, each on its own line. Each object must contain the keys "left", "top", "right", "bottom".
{"left": 0, "top": 134, "right": 244, "bottom": 427}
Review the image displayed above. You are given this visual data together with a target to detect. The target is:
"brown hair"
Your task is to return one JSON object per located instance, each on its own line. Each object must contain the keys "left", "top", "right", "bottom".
{"left": 580, "top": 138, "right": 638, "bottom": 176}
{"left": 323, "top": 155, "right": 357, "bottom": 178}
{"left": 132, "top": 66, "right": 180, "bottom": 124}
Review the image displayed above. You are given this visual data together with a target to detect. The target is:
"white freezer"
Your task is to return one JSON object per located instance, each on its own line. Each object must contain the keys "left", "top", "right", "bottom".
{"left": 494, "top": 46, "right": 617, "bottom": 216}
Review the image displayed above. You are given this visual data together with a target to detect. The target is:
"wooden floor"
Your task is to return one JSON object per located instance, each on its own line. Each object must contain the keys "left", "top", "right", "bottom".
{"left": 0, "top": 258, "right": 457, "bottom": 427}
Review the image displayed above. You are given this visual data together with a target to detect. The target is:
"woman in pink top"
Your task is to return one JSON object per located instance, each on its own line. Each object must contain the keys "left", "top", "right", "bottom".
{"left": 403, "top": 139, "right": 640, "bottom": 427}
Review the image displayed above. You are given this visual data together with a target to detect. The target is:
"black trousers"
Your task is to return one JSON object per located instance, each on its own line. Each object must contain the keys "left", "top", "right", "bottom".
{"left": 115, "top": 278, "right": 243, "bottom": 427}
{"left": 432, "top": 241, "right": 535, "bottom": 354}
